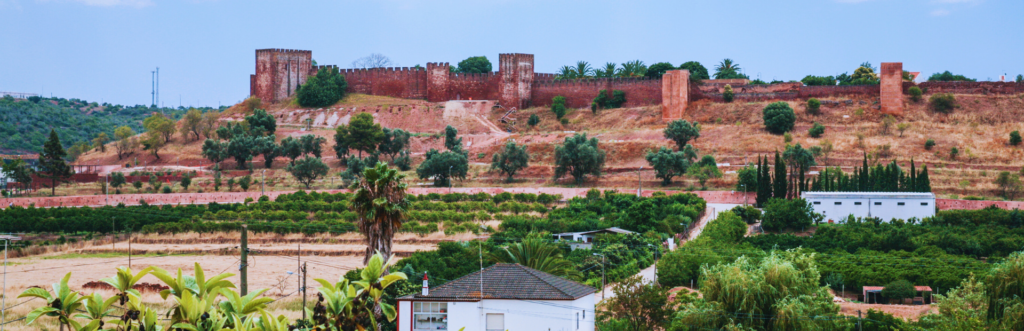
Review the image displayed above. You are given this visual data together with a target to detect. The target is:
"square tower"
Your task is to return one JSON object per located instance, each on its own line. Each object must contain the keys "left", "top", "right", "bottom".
{"left": 498, "top": 54, "right": 534, "bottom": 109}
{"left": 880, "top": 62, "right": 904, "bottom": 115}
{"left": 253, "top": 49, "right": 313, "bottom": 104}
{"left": 661, "top": 70, "right": 690, "bottom": 122}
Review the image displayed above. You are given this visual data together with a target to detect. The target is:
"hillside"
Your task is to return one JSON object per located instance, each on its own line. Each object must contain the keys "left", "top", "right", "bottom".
{"left": 0, "top": 95, "right": 208, "bottom": 154}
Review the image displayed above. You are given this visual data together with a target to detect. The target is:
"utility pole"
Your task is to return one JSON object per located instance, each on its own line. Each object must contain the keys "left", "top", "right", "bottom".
{"left": 1, "top": 234, "right": 22, "bottom": 331}
{"left": 240, "top": 224, "right": 249, "bottom": 295}
{"left": 301, "top": 262, "right": 308, "bottom": 321}
{"left": 127, "top": 225, "right": 132, "bottom": 269}
{"left": 637, "top": 166, "right": 643, "bottom": 197}
{"left": 857, "top": 310, "right": 862, "bottom": 331}
{"left": 112, "top": 217, "right": 115, "bottom": 250}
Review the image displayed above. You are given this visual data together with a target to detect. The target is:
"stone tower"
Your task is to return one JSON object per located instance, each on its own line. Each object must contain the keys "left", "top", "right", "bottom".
{"left": 498, "top": 54, "right": 534, "bottom": 109}
{"left": 251, "top": 49, "right": 313, "bottom": 104}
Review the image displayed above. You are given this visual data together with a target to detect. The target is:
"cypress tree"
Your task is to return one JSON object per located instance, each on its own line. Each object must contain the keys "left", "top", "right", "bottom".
{"left": 910, "top": 159, "right": 917, "bottom": 192}
{"left": 38, "top": 129, "right": 74, "bottom": 196}
{"left": 798, "top": 163, "right": 806, "bottom": 195}
{"left": 756, "top": 155, "right": 768, "bottom": 206}
{"left": 773, "top": 151, "right": 787, "bottom": 199}
{"left": 917, "top": 165, "right": 932, "bottom": 192}
{"left": 861, "top": 154, "right": 869, "bottom": 190}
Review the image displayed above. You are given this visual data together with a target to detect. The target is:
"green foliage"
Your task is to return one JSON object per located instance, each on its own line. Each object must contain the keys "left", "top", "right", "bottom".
{"left": 687, "top": 162, "right": 722, "bottom": 190}
{"left": 712, "top": 58, "right": 748, "bottom": 79}
{"left": 237, "top": 175, "right": 251, "bottom": 192}
{"left": 736, "top": 164, "right": 757, "bottom": 192}
{"left": 1010, "top": 131, "right": 1022, "bottom": 146}
{"left": 1, "top": 158, "right": 34, "bottom": 192}
{"left": 762, "top": 101, "right": 796, "bottom": 134}
{"left": 490, "top": 141, "right": 530, "bottom": 182}
{"left": 807, "top": 98, "right": 821, "bottom": 115}
{"left": 527, "top": 114, "right": 540, "bottom": 127}
{"left": 549, "top": 95, "right": 567, "bottom": 119}
{"left": 553, "top": 133, "right": 606, "bottom": 185}
{"left": 663, "top": 119, "right": 701, "bottom": 150}
{"left": 347, "top": 113, "right": 385, "bottom": 156}
{"left": 286, "top": 156, "right": 329, "bottom": 189}
{"left": 678, "top": 61, "right": 710, "bottom": 81}
{"left": 244, "top": 108, "right": 276, "bottom": 135}
{"left": 882, "top": 279, "right": 917, "bottom": 303}
{"left": 377, "top": 127, "right": 411, "bottom": 160}
{"left": 929, "top": 93, "right": 957, "bottom": 113}
{"left": 444, "top": 125, "right": 463, "bottom": 153}
{"left": 925, "top": 139, "right": 936, "bottom": 150}
{"left": 928, "top": 70, "right": 977, "bottom": 82}
{"left": 809, "top": 122, "right": 825, "bottom": 138}
{"left": 593, "top": 90, "right": 626, "bottom": 109}
{"left": 296, "top": 67, "right": 348, "bottom": 107}
{"left": 645, "top": 147, "right": 690, "bottom": 185}
{"left": 487, "top": 238, "right": 581, "bottom": 279}
{"left": 416, "top": 149, "right": 468, "bottom": 187}
{"left": 801, "top": 75, "right": 836, "bottom": 86}
{"left": 722, "top": 84, "right": 734, "bottom": 102}
{"left": 600, "top": 275, "right": 672, "bottom": 331}
{"left": 644, "top": 62, "right": 674, "bottom": 78}
{"left": 909, "top": 86, "right": 923, "bottom": 102}
{"left": 455, "top": 56, "right": 491, "bottom": 73}
{"left": 38, "top": 129, "right": 74, "bottom": 195}
{"left": 761, "top": 198, "right": 821, "bottom": 232}
{"left": 731, "top": 205, "right": 762, "bottom": 224}
{"left": 180, "top": 175, "right": 191, "bottom": 191}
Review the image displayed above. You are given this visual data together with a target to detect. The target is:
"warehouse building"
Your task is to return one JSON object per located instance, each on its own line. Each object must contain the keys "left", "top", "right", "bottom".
{"left": 802, "top": 192, "right": 936, "bottom": 222}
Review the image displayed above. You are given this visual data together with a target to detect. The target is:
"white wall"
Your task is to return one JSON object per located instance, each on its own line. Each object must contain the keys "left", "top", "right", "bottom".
{"left": 399, "top": 294, "right": 595, "bottom": 331}
{"left": 809, "top": 196, "right": 935, "bottom": 222}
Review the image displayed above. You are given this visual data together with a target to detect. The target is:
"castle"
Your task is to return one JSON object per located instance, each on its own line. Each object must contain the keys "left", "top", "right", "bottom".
{"left": 250, "top": 49, "right": 1023, "bottom": 122}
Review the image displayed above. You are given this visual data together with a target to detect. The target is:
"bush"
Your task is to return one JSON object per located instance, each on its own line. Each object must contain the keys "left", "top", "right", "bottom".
{"left": 929, "top": 93, "right": 956, "bottom": 113}
{"left": 722, "top": 84, "right": 734, "bottom": 103}
{"left": 297, "top": 67, "right": 348, "bottom": 107}
{"left": 593, "top": 90, "right": 626, "bottom": 109}
{"left": 927, "top": 71, "right": 976, "bottom": 82}
{"left": 161, "top": 186, "right": 172, "bottom": 194}
{"left": 806, "top": 98, "right": 821, "bottom": 115}
{"left": 925, "top": 139, "right": 936, "bottom": 150}
{"left": 1011, "top": 131, "right": 1022, "bottom": 146}
{"left": 762, "top": 102, "right": 796, "bottom": 134}
{"left": 908, "top": 86, "right": 923, "bottom": 103}
{"left": 551, "top": 96, "right": 567, "bottom": 119}
{"left": 761, "top": 198, "right": 821, "bottom": 232}
{"left": 950, "top": 147, "right": 959, "bottom": 160}
{"left": 730, "top": 205, "right": 762, "bottom": 224}
{"left": 560, "top": 118, "right": 569, "bottom": 125}
{"left": 808, "top": 122, "right": 825, "bottom": 138}
{"left": 527, "top": 114, "right": 539, "bottom": 127}
{"left": 783, "top": 132, "right": 793, "bottom": 143}
{"left": 881, "top": 279, "right": 917, "bottom": 303}
{"left": 800, "top": 75, "right": 836, "bottom": 86}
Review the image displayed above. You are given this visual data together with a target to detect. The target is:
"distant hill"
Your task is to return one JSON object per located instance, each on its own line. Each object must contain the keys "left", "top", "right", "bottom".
{"left": 0, "top": 95, "right": 220, "bottom": 154}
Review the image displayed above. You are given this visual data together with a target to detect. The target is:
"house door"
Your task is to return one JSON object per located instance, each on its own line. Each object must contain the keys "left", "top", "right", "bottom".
{"left": 486, "top": 313, "right": 504, "bottom": 331}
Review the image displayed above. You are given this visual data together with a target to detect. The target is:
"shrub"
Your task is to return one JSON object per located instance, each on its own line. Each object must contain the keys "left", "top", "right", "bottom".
{"left": 551, "top": 96, "right": 567, "bottom": 119}
{"left": 929, "top": 93, "right": 956, "bottom": 113}
{"left": 762, "top": 102, "right": 796, "bottom": 134}
{"left": 594, "top": 90, "right": 627, "bottom": 109}
{"left": 528, "top": 114, "right": 539, "bottom": 127}
{"left": 925, "top": 139, "right": 936, "bottom": 150}
{"left": 881, "top": 279, "right": 916, "bottom": 303}
{"left": 1010, "top": 131, "right": 1022, "bottom": 146}
{"left": 161, "top": 186, "right": 172, "bottom": 194}
{"left": 722, "top": 84, "right": 734, "bottom": 103}
{"left": 908, "top": 86, "right": 923, "bottom": 103}
{"left": 590, "top": 102, "right": 598, "bottom": 114}
{"left": 808, "top": 122, "right": 825, "bottom": 138}
{"left": 560, "top": 118, "right": 569, "bottom": 125}
{"left": 730, "top": 205, "right": 762, "bottom": 224}
{"left": 297, "top": 67, "right": 348, "bottom": 107}
{"left": 806, "top": 98, "right": 821, "bottom": 115}
{"left": 927, "top": 71, "right": 976, "bottom": 82}
{"left": 800, "top": 75, "right": 836, "bottom": 86}
{"left": 950, "top": 147, "right": 959, "bottom": 160}
{"left": 783, "top": 132, "right": 793, "bottom": 143}
{"left": 761, "top": 198, "right": 821, "bottom": 232}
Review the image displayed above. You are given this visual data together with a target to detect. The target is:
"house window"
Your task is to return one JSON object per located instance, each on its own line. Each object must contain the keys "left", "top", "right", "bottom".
{"left": 486, "top": 313, "right": 505, "bottom": 331}
{"left": 897, "top": 202, "right": 905, "bottom": 206}
{"left": 835, "top": 202, "right": 842, "bottom": 205}
{"left": 813, "top": 201, "right": 821, "bottom": 205}
{"left": 921, "top": 202, "right": 929, "bottom": 206}
{"left": 854, "top": 202, "right": 862, "bottom": 205}
{"left": 413, "top": 302, "right": 448, "bottom": 331}
{"left": 874, "top": 202, "right": 882, "bottom": 206}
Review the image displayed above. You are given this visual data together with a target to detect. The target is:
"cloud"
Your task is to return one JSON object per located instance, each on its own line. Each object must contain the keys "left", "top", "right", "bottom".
{"left": 37, "top": 0, "right": 154, "bottom": 7}
{"left": 930, "top": 8, "right": 951, "bottom": 16}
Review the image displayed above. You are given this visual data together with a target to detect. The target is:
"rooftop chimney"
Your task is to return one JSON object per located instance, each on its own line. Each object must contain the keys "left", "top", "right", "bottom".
{"left": 422, "top": 272, "right": 429, "bottom": 296}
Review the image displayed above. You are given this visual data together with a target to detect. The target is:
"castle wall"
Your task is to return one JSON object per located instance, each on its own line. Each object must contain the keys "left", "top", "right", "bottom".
{"left": 662, "top": 70, "right": 689, "bottom": 121}
{"left": 253, "top": 49, "right": 312, "bottom": 104}
{"left": 911, "top": 81, "right": 1021, "bottom": 94}
{"left": 880, "top": 62, "right": 904, "bottom": 115}
{"left": 531, "top": 77, "right": 663, "bottom": 108}
{"left": 340, "top": 67, "right": 428, "bottom": 100}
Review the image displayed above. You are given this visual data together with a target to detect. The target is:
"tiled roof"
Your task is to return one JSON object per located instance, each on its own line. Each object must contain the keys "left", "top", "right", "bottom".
{"left": 401, "top": 263, "right": 595, "bottom": 301}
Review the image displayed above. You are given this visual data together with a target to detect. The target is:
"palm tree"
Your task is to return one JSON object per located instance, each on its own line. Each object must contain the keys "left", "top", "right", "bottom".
{"left": 573, "top": 61, "right": 594, "bottom": 79}
{"left": 487, "top": 238, "right": 582, "bottom": 279}
{"left": 595, "top": 62, "right": 618, "bottom": 78}
{"left": 713, "top": 58, "right": 742, "bottom": 79}
{"left": 619, "top": 60, "right": 647, "bottom": 78}
{"left": 556, "top": 65, "right": 576, "bottom": 80}
{"left": 352, "top": 161, "right": 409, "bottom": 264}
{"left": 19, "top": 273, "right": 87, "bottom": 331}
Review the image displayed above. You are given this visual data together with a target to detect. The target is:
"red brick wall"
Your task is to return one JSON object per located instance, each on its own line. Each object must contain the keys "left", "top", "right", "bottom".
{"left": 798, "top": 85, "right": 880, "bottom": 98}
{"left": 880, "top": 62, "right": 904, "bottom": 115}
{"left": 447, "top": 72, "right": 500, "bottom": 101}
{"left": 911, "top": 81, "right": 1021, "bottom": 95}
{"left": 341, "top": 67, "right": 428, "bottom": 100}
{"left": 426, "top": 63, "right": 450, "bottom": 102}
{"left": 498, "top": 53, "right": 535, "bottom": 109}
{"left": 253, "top": 49, "right": 312, "bottom": 104}
{"left": 532, "top": 78, "right": 663, "bottom": 108}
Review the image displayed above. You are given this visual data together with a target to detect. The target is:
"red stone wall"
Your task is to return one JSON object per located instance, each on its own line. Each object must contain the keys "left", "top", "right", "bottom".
{"left": 340, "top": 67, "right": 428, "bottom": 100}
{"left": 911, "top": 81, "right": 1021, "bottom": 95}
{"left": 253, "top": 49, "right": 313, "bottom": 104}
{"left": 798, "top": 85, "right": 880, "bottom": 98}
{"left": 498, "top": 53, "right": 535, "bottom": 109}
{"left": 531, "top": 78, "right": 662, "bottom": 109}
{"left": 426, "top": 63, "right": 450, "bottom": 102}
{"left": 662, "top": 70, "right": 689, "bottom": 121}
{"left": 880, "top": 62, "right": 904, "bottom": 115}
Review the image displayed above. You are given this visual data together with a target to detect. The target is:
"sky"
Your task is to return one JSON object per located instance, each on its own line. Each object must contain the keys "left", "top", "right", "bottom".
{"left": 1, "top": 0, "right": 1021, "bottom": 107}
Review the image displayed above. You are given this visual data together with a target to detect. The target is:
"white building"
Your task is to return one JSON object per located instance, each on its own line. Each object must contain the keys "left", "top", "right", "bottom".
{"left": 802, "top": 192, "right": 936, "bottom": 222}
{"left": 552, "top": 227, "right": 635, "bottom": 250}
{"left": 397, "top": 263, "right": 596, "bottom": 331}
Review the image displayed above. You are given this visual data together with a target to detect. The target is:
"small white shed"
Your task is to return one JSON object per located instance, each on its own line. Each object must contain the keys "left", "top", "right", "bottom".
{"left": 802, "top": 192, "right": 936, "bottom": 222}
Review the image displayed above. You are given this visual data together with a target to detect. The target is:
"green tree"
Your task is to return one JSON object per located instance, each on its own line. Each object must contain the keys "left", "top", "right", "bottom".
{"left": 809, "top": 122, "right": 825, "bottom": 138}
{"left": 663, "top": 119, "right": 700, "bottom": 150}
{"left": 180, "top": 174, "right": 192, "bottom": 191}
{"left": 600, "top": 275, "right": 672, "bottom": 331}
{"left": 143, "top": 112, "right": 176, "bottom": 144}
{"left": 91, "top": 132, "right": 109, "bottom": 152}
{"left": 299, "top": 134, "right": 326, "bottom": 158}
{"left": 736, "top": 164, "right": 757, "bottom": 192}
{"left": 930, "top": 93, "right": 957, "bottom": 113}
{"left": 377, "top": 128, "right": 410, "bottom": 160}
{"left": 678, "top": 61, "right": 710, "bottom": 81}
{"left": 1, "top": 159, "right": 33, "bottom": 194}
{"left": 644, "top": 62, "right": 675, "bottom": 78}
{"left": 491, "top": 141, "right": 530, "bottom": 182}
{"left": 297, "top": 67, "right": 348, "bottom": 107}
{"left": 619, "top": 60, "right": 647, "bottom": 78}
{"left": 928, "top": 71, "right": 976, "bottom": 82}
{"left": 443, "top": 125, "right": 464, "bottom": 153}
{"left": 113, "top": 126, "right": 138, "bottom": 160}
{"left": 254, "top": 135, "right": 279, "bottom": 168}
{"left": 286, "top": 156, "right": 329, "bottom": 189}
{"left": 456, "top": 56, "right": 492, "bottom": 73}
{"left": 1010, "top": 131, "right": 1022, "bottom": 146}
{"left": 553, "top": 133, "right": 606, "bottom": 185}
{"left": 416, "top": 149, "right": 468, "bottom": 187}
{"left": 773, "top": 151, "right": 787, "bottom": 199}
{"left": 109, "top": 172, "right": 126, "bottom": 190}
{"left": 763, "top": 101, "right": 796, "bottom": 134}
{"left": 351, "top": 162, "right": 409, "bottom": 263}
{"left": 182, "top": 108, "right": 203, "bottom": 141}
{"left": 244, "top": 108, "right": 276, "bottom": 135}
{"left": 908, "top": 86, "right": 923, "bottom": 103}
{"left": 712, "top": 58, "right": 748, "bottom": 79}
{"left": 551, "top": 96, "right": 567, "bottom": 119}
{"left": 925, "top": 139, "right": 936, "bottom": 150}
{"left": 132, "top": 180, "right": 143, "bottom": 192}
{"left": 761, "top": 198, "right": 821, "bottom": 232}
{"left": 38, "top": 129, "right": 74, "bottom": 196}
{"left": 333, "top": 124, "right": 351, "bottom": 159}
{"left": 801, "top": 75, "right": 837, "bottom": 86}
{"left": 807, "top": 98, "right": 821, "bottom": 115}
{"left": 687, "top": 163, "right": 722, "bottom": 190}
{"left": 237, "top": 175, "right": 251, "bottom": 192}
{"left": 528, "top": 114, "right": 540, "bottom": 127}
{"left": 348, "top": 113, "right": 384, "bottom": 156}
{"left": 722, "top": 84, "right": 734, "bottom": 102}
{"left": 487, "top": 238, "right": 581, "bottom": 279}
{"left": 882, "top": 279, "right": 917, "bottom": 304}
{"left": 201, "top": 139, "right": 228, "bottom": 167}
{"left": 646, "top": 147, "right": 689, "bottom": 185}
{"left": 280, "top": 136, "right": 303, "bottom": 165}
{"left": 995, "top": 171, "right": 1023, "bottom": 200}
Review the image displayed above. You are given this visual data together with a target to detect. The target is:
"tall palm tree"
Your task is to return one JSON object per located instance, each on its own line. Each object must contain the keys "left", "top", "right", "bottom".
{"left": 488, "top": 238, "right": 582, "bottom": 279}
{"left": 619, "top": 60, "right": 647, "bottom": 78}
{"left": 556, "top": 65, "right": 576, "bottom": 80}
{"left": 573, "top": 61, "right": 594, "bottom": 79}
{"left": 595, "top": 62, "right": 618, "bottom": 78}
{"left": 713, "top": 58, "right": 742, "bottom": 79}
{"left": 352, "top": 161, "right": 409, "bottom": 263}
